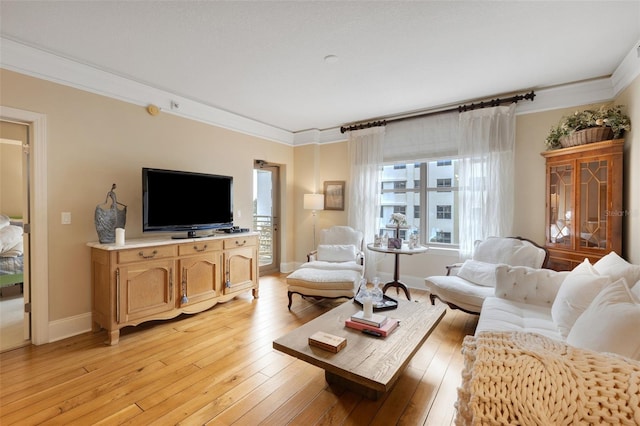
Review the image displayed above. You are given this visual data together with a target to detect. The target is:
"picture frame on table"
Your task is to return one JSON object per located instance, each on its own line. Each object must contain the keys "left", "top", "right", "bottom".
{"left": 387, "top": 237, "right": 402, "bottom": 249}
{"left": 324, "top": 181, "right": 345, "bottom": 211}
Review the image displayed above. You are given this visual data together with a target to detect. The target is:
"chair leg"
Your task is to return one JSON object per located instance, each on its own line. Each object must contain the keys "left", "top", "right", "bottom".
{"left": 287, "top": 291, "right": 293, "bottom": 310}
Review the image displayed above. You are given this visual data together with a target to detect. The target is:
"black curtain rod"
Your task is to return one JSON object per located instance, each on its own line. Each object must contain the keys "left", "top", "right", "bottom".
{"left": 339, "top": 90, "right": 536, "bottom": 134}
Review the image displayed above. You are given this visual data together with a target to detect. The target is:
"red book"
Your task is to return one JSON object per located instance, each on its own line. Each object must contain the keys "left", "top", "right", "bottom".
{"left": 345, "top": 318, "right": 399, "bottom": 337}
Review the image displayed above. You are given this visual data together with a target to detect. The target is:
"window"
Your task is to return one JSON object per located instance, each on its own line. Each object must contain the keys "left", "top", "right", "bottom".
{"left": 379, "top": 160, "right": 458, "bottom": 246}
{"left": 433, "top": 231, "right": 452, "bottom": 243}
{"left": 437, "top": 205, "right": 452, "bottom": 219}
{"left": 436, "top": 178, "right": 452, "bottom": 188}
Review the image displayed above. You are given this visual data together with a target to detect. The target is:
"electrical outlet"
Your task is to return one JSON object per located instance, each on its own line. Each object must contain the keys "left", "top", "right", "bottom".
{"left": 61, "top": 212, "right": 71, "bottom": 225}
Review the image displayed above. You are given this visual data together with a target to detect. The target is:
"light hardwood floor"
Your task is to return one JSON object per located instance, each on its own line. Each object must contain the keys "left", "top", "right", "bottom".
{"left": 0, "top": 273, "right": 478, "bottom": 425}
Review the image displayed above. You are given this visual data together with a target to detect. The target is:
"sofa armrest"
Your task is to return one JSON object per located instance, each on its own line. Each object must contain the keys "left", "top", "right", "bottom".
{"left": 494, "top": 265, "right": 569, "bottom": 307}
{"left": 446, "top": 262, "right": 463, "bottom": 276}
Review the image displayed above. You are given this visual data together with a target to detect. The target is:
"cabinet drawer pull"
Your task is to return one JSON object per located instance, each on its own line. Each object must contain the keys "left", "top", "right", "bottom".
{"left": 116, "top": 268, "right": 121, "bottom": 323}
{"left": 235, "top": 240, "right": 246, "bottom": 246}
{"left": 169, "top": 268, "right": 173, "bottom": 301}
{"left": 193, "top": 244, "right": 208, "bottom": 252}
{"left": 138, "top": 250, "right": 158, "bottom": 259}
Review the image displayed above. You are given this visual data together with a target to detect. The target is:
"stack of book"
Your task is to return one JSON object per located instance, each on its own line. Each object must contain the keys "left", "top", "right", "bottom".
{"left": 345, "top": 311, "right": 399, "bottom": 337}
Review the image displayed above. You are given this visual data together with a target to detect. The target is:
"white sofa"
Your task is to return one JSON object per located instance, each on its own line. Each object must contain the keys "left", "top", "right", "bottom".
{"left": 475, "top": 251, "right": 640, "bottom": 357}
{"left": 425, "top": 236, "right": 548, "bottom": 314}
{"left": 474, "top": 265, "right": 568, "bottom": 340}
{"left": 455, "top": 252, "right": 640, "bottom": 424}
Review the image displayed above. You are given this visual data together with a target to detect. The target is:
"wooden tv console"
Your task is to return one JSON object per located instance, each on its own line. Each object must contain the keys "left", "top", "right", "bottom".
{"left": 88, "top": 233, "right": 259, "bottom": 345}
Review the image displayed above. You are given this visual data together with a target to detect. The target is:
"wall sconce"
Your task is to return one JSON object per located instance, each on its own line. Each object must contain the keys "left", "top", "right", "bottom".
{"left": 304, "top": 193, "right": 324, "bottom": 247}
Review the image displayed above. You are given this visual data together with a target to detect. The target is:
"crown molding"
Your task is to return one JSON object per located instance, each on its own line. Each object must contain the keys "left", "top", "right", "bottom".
{"left": 2, "top": 36, "right": 638, "bottom": 147}
{"left": 514, "top": 78, "right": 614, "bottom": 115}
{"left": 292, "top": 127, "right": 346, "bottom": 146}
{"left": 611, "top": 38, "right": 640, "bottom": 97}
{"left": 0, "top": 37, "right": 293, "bottom": 145}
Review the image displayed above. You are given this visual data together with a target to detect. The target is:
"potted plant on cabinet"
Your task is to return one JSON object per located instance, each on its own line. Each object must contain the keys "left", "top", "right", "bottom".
{"left": 545, "top": 104, "right": 631, "bottom": 150}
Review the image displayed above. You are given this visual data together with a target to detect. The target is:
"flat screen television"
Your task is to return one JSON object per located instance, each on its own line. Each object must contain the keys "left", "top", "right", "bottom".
{"left": 142, "top": 167, "right": 233, "bottom": 238}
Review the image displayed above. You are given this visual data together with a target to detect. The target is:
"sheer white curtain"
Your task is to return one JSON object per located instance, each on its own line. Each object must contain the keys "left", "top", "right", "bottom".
{"left": 458, "top": 104, "right": 516, "bottom": 258}
{"left": 348, "top": 127, "right": 384, "bottom": 280}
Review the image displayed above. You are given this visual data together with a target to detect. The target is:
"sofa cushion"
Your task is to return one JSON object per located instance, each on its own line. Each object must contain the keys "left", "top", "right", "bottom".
{"left": 593, "top": 251, "right": 640, "bottom": 286}
{"left": 456, "top": 260, "right": 500, "bottom": 287}
{"left": 299, "top": 260, "right": 363, "bottom": 272}
{"left": 551, "top": 259, "right": 610, "bottom": 338}
{"left": 316, "top": 244, "right": 357, "bottom": 262}
{"left": 476, "top": 297, "right": 562, "bottom": 341}
{"left": 473, "top": 237, "right": 545, "bottom": 268}
{"left": 494, "top": 266, "right": 568, "bottom": 307}
{"left": 286, "top": 268, "right": 360, "bottom": 297}
{"left": 567, "top": 278, "right": 640, "bottom": 360}
{"left": 425, "top": 275, "right": 494, "bottom": 313}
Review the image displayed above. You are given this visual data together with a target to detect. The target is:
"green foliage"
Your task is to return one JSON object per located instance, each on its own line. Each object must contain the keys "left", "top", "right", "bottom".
{"left": 545, "top": 105, "right": 631, "bottom": 150}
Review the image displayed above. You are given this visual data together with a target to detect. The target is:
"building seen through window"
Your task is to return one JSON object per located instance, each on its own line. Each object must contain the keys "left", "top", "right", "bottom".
{"left": 379, "top": 160, "right": 458, "bottom": 246}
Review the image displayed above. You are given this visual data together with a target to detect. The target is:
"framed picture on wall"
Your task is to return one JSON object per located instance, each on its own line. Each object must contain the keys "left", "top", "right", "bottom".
{"left": 324, "top": 181, "right": 345, "bottom": 211}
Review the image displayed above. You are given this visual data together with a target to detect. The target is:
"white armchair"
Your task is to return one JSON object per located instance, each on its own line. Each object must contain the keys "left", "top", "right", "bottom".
{"left": 425, "top": 236, "right": 548, "bottom": 314}
{"left": 286, "top": 226, "right": 364, "bottom": 309}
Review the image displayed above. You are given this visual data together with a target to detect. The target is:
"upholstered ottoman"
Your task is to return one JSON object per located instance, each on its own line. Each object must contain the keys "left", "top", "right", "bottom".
{"left": 286, "top": 268, "right": 360, "bottom": 309}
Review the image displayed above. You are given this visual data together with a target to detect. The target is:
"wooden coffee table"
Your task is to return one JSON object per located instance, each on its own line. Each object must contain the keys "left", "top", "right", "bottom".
{"left": 273, "top": 299, "right": 446, "bottom": 400}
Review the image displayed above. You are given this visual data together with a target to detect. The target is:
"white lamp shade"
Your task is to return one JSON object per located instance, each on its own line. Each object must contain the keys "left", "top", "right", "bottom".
{"left": 304, "top": 193, "right": 324, "bottom": 211}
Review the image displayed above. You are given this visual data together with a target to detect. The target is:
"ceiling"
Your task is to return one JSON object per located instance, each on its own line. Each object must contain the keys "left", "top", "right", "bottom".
{"left": 1, "top": 1, "right": 639, "bottom": 134}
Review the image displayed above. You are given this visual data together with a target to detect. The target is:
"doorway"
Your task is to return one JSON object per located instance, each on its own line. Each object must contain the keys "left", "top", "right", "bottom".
{"left": 0, "top": 106, "right": 48, "bottom": 348}
{"left": 253, "top": 160, "right": 280, "bottom": 275}
{"left": 0, "top": 120, "right": 31, "bottom": 352}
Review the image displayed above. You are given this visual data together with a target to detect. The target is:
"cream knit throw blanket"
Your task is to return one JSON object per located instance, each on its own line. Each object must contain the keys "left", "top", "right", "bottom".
{"left": 456, "top": 332, "right": 640, "bottom": 425}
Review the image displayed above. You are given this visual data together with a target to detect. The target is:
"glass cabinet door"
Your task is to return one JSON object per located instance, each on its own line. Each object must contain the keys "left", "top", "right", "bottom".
{"left": 548, "top": 164, "right": 573, "bottom": 247}
{"left": 541, "top": 139, "right": 623, "bottom": 271}
{"left": 579, "top": 160, "right": 608, "bottom": 249}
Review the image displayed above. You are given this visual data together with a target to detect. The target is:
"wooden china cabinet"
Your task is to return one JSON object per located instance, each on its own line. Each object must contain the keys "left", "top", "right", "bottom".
{"left": 541, "top": 139, "right": 624, "bottom": 271}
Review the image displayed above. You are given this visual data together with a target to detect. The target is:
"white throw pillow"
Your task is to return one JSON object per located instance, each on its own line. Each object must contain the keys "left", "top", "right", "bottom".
{"left": 567, "top": 278, "right": 640, "bottom": 360}
{"left": 593, "top": 251, "right": 640, "bottom": 287}
{"left": 456, "top": 260, "right": 500, "bottom": 287}
{"left": 316, "top": 244, "right": 357, "bottom": 262}
{"left": 0, "top": 214, "right": 9, "bottom": 229}
{"left": 551, "top": 259, "right": 610, "bottom": 338}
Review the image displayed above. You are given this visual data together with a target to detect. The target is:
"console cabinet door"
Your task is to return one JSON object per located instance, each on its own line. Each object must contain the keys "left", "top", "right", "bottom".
{"left": 178, "top": 253, "right": 221, "bottom": 306}
{"left": 117, "top": 260, "right": 175, "bottom": 323}
{"left": 224, "top": 245, "right": 257, "bottom": 294}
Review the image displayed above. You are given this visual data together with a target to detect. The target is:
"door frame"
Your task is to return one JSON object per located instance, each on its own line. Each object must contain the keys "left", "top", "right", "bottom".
{"left": 0, "top": 106, "right": 49, "bottom": 345}
{"left": 254, "top": 161, "right": 281, "bottom": 275}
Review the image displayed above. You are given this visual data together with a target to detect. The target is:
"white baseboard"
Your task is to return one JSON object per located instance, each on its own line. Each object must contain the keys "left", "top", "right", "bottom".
{"left": 279, "top": 262, "right": 299, "bottom": 274}
{"left": 48, "top": 312, "right": 92, "bottom": 343}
